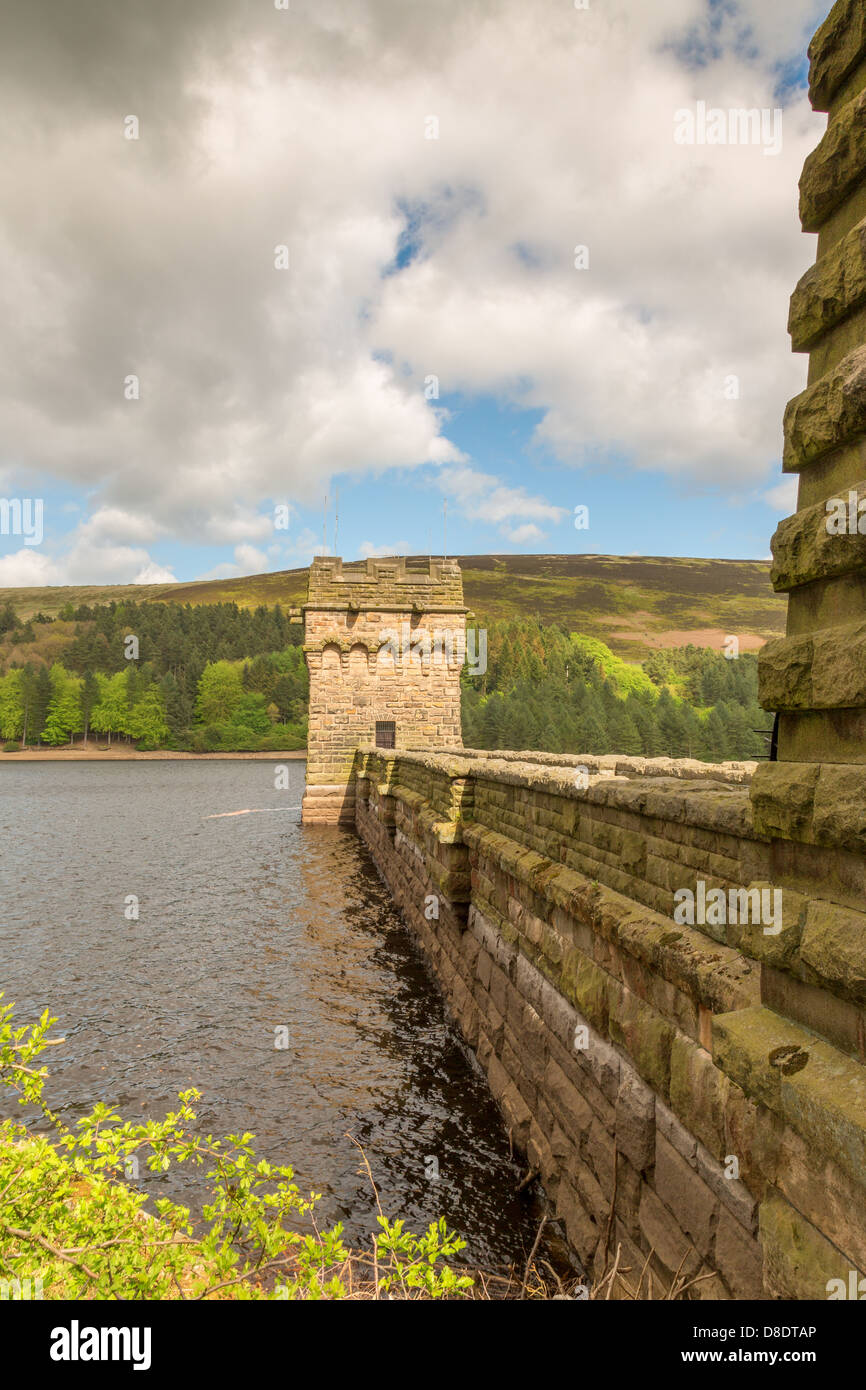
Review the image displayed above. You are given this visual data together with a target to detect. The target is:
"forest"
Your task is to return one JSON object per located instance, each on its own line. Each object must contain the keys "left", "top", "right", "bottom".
{"left": 0, "top": 602, "right": 772, "bottom": 761}
{"left": 0, "top": 599, "right": 308, "bottom": 752}
{"left": 460, "top": 620, "right": 772, "bottom": 762}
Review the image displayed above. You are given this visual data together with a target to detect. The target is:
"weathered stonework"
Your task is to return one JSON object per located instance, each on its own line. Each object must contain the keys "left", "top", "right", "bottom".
{"left": 766, "top": 1, "right": 866, "bottom": 772}
{"left": 353, "top": 749, "right": 866, "bottom": 1298}
{"left": 301, "top": 556, "right": 466, "bottom": 823}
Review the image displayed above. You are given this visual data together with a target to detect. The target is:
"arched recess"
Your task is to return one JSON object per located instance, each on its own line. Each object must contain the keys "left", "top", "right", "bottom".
{"left": 376, "top": 641, "right": 397, "bottom": 677}
{"left": 348, "top": 643, "right": 369, "bottom": 677}
{"left": 321, "top": 643, "right": 342, "bottom": 674}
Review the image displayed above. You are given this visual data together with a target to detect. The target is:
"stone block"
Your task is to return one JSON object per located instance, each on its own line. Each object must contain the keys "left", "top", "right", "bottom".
{"left": 500, "top": 1080, "right": 532, "bottom": 1150}
{"left": 713, "top": 1007, "right": 866, "bottom": 1191}
{"left": 809, "top": 0, "right": 866, "bottom": 111}
{"left": 656, "top": 1098, "right": 698, "bottom": 1164}
{"left": 608, "top": 986, "right": 675, "bottom": 1101}
{"left": 556, "top": 1180, "right": 600, "bottom": 1264}
{"left": 654, "top": 1133, "right": 718, "bottom": 1258}
{"left": 800, "top": 898, "right": 866, "bottom": 1002}
{"left": 714, "top": 1207, "right": 765, "bottom": 1299}
{"left": 638, "top": 1184, "right": 702, "bottom": 1285}
{"left": 760, "top": 1188, "right": 860, "bottom": 1300}
{"left": 615, "top": 1068, "right": 656, "bottom": 1172}
{"left": 543, "top": 1056, "right": 593, "bottom": 1147}
{"left": 756, "top": 632, "right": 814, "bottom": 709}
{"left": 670, "top": 1035, "right": 730, "bottom": 1162}
{"left": 790, "top": 218, "right": 866, "bottom": 350}
{"left": 694, "top": 1142, "right": 758, "bottom": 1233}
{"left": 775, "top": 1122, "right": 866, "bottom": 1274}
{"left": 812, "top": 763, "right": 866, "bottom": 852}
{"left": 585, "top": 1117, "right": 617, "bottom": 1194}
{"left": 749, "top": 761, "right": 819, "bottom": 841}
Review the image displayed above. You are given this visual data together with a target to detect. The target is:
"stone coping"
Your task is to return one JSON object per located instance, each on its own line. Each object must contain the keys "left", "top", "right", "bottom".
{"left": 356, "top": 748, "right": 761, "bottom": 840}
{"left": 358, "top": 745, "right": 756, "bottom": 786}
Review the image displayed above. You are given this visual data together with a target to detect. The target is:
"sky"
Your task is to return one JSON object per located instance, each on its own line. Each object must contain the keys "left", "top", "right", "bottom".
{"left": 0, "top": 0, "right": 833, "bottom": 586}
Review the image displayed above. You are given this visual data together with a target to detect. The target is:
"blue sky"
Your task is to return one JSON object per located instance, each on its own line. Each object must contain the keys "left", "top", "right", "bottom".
{"left": 0, "top": 0, "right": 830, "bottom": 586}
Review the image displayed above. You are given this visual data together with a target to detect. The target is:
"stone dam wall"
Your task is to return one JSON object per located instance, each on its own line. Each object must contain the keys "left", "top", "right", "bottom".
{"left": 353, "top": 747, "right": 866, "bottom": 1300}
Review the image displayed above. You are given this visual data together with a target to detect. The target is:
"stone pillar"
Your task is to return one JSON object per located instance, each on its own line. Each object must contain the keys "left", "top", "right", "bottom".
{"left": 301, "top": 556, "right": 467, "bottom": 824}
{"left": 728, "top": 0, "right": 866, "bottom": 1299}
{"left": 751, "top": 0, "right": 866, "bottom": 1033}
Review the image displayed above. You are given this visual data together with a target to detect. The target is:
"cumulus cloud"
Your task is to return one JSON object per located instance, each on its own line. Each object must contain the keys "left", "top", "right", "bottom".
{"left": 133, "top": 562, "right": 178, "bottom": 584}
{"left": 0, "top": 0, "right": 828, "bottom": 578}
{"left": 435, "top": 465, "right": 566, "bottom": 541}
{"left": 503, "top": 523, "right": 546, "bottom": 545}
{"left": 0, "top": 550, "right": 65, "bottom": 586}
{"left": 197, "top": 543, "right": 273, "bottom": 581}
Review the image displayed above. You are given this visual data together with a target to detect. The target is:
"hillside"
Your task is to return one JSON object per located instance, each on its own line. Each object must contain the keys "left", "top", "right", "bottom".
{"left": 0, "top": 553, "right": 786, "bottom": 659}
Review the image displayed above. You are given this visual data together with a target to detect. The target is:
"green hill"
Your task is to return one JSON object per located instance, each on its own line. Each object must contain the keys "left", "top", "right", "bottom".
{"left": 0, "top": 553, "right": 785, "bottom": 659}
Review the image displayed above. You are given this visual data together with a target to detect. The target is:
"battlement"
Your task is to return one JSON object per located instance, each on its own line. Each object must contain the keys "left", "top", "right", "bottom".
{"left": 304, "top": 555, "right": 466, "bottom": 612}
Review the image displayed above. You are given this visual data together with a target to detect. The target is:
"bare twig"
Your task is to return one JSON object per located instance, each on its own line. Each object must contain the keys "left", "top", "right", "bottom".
{"left": 521, "top": 1212, "right": 548, "bottom": 1296}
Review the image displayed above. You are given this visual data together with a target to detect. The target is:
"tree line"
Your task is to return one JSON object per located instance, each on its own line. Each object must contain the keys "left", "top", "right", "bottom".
{"left": 0, "top": 602, "right": 773, "bottom": 760}
{"left": 0, "top": 600, "right": 308, "bottom": 751}
{"left": 461, "top": 619, "right": 772, "bottom": 762}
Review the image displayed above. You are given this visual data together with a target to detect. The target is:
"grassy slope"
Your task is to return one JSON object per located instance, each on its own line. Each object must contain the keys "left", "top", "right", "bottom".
{"left": 0, "top": 554, "right": 786, "bottom": 659}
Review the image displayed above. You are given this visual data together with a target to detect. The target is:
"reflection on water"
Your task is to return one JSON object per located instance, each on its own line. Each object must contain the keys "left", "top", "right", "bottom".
{"left": 0, "top": 759, "right": 556, "bottom": 1273}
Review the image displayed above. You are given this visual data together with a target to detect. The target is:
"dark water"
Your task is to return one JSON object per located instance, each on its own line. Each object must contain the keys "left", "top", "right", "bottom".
{"left": 0, "top": 759, "right": 551, "bottom": 1273}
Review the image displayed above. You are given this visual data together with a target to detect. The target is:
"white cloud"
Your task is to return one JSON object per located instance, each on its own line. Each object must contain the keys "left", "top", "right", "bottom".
{"left": 196, "top": 542, "right": 270, "bottom": 581}
{"left": 0, "top": 0, "right": 828, "bottom": 567}
{"left": 436, "top": 465, "right": 566, "bottom": 534}
{"left": 503, "top": 523, "right": 546, "bottom": 544}
{"left": 0, "top": 549, "right": 64, "bottom": 586}
{"left": 133, "top": 562, "right": 178, "bottom": 584}
{"left": 85, "top": 508, "right": 161, "bottom": 545}
{"left": 233, "top": 544, "right": 269, "bottom": 573}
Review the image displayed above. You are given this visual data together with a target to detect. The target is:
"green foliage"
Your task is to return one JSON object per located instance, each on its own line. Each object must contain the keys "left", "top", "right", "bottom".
{"left": 0, "top": 597, "right": 306, "bottom": 752}
{"left": 569, "top": 636, "right": 656, "bottom": 699}
{"left": 373, "top": 1217, "right": 474, "bottom": 1298}
{"left": 0, "top": 997, "right": 473, "bottom": 1301}
{"left": 90, "top": 671, "right": 129, "bottom": 743}
{"left": 462, "top": 618, "right": 772, "bottom": 763}
{"left": 195, "top": 660, "right": 244, "bottom": 724}
{"left": 0, "top": 668, "right": 24, "bottom": 740}
{"left": 41, "top": 665, "right": 83, "bottom": 746}
{"left": 0, "top": 618, "right": 309, "bottom": 753}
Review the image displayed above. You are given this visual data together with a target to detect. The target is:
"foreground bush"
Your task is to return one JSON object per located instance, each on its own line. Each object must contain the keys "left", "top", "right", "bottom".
{"left": 0, "top": 998, "right": 473, "bottom": 1300}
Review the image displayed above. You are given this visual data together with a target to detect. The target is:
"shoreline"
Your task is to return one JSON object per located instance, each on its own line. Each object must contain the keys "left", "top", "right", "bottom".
{"left": 0, "top": 748, "right": 307, "bottom": 761}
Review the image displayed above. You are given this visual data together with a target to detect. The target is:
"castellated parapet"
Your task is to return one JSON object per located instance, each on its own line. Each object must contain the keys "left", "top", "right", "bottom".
{"left": 301, "top": 556, "right": 467, "bottom": 824}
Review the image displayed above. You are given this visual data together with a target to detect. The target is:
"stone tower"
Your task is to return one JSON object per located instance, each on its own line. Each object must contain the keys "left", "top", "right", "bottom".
{"left": 301, "top": 556, "right": 467, "bottom": 824}
{"left": 752, "top": 0, "right": 866, "bottom": 1061}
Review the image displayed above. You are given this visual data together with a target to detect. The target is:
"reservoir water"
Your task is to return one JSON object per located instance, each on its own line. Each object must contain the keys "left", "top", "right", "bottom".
{"left": 0, "top": 759, "right": 552, "bottom": 1275}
